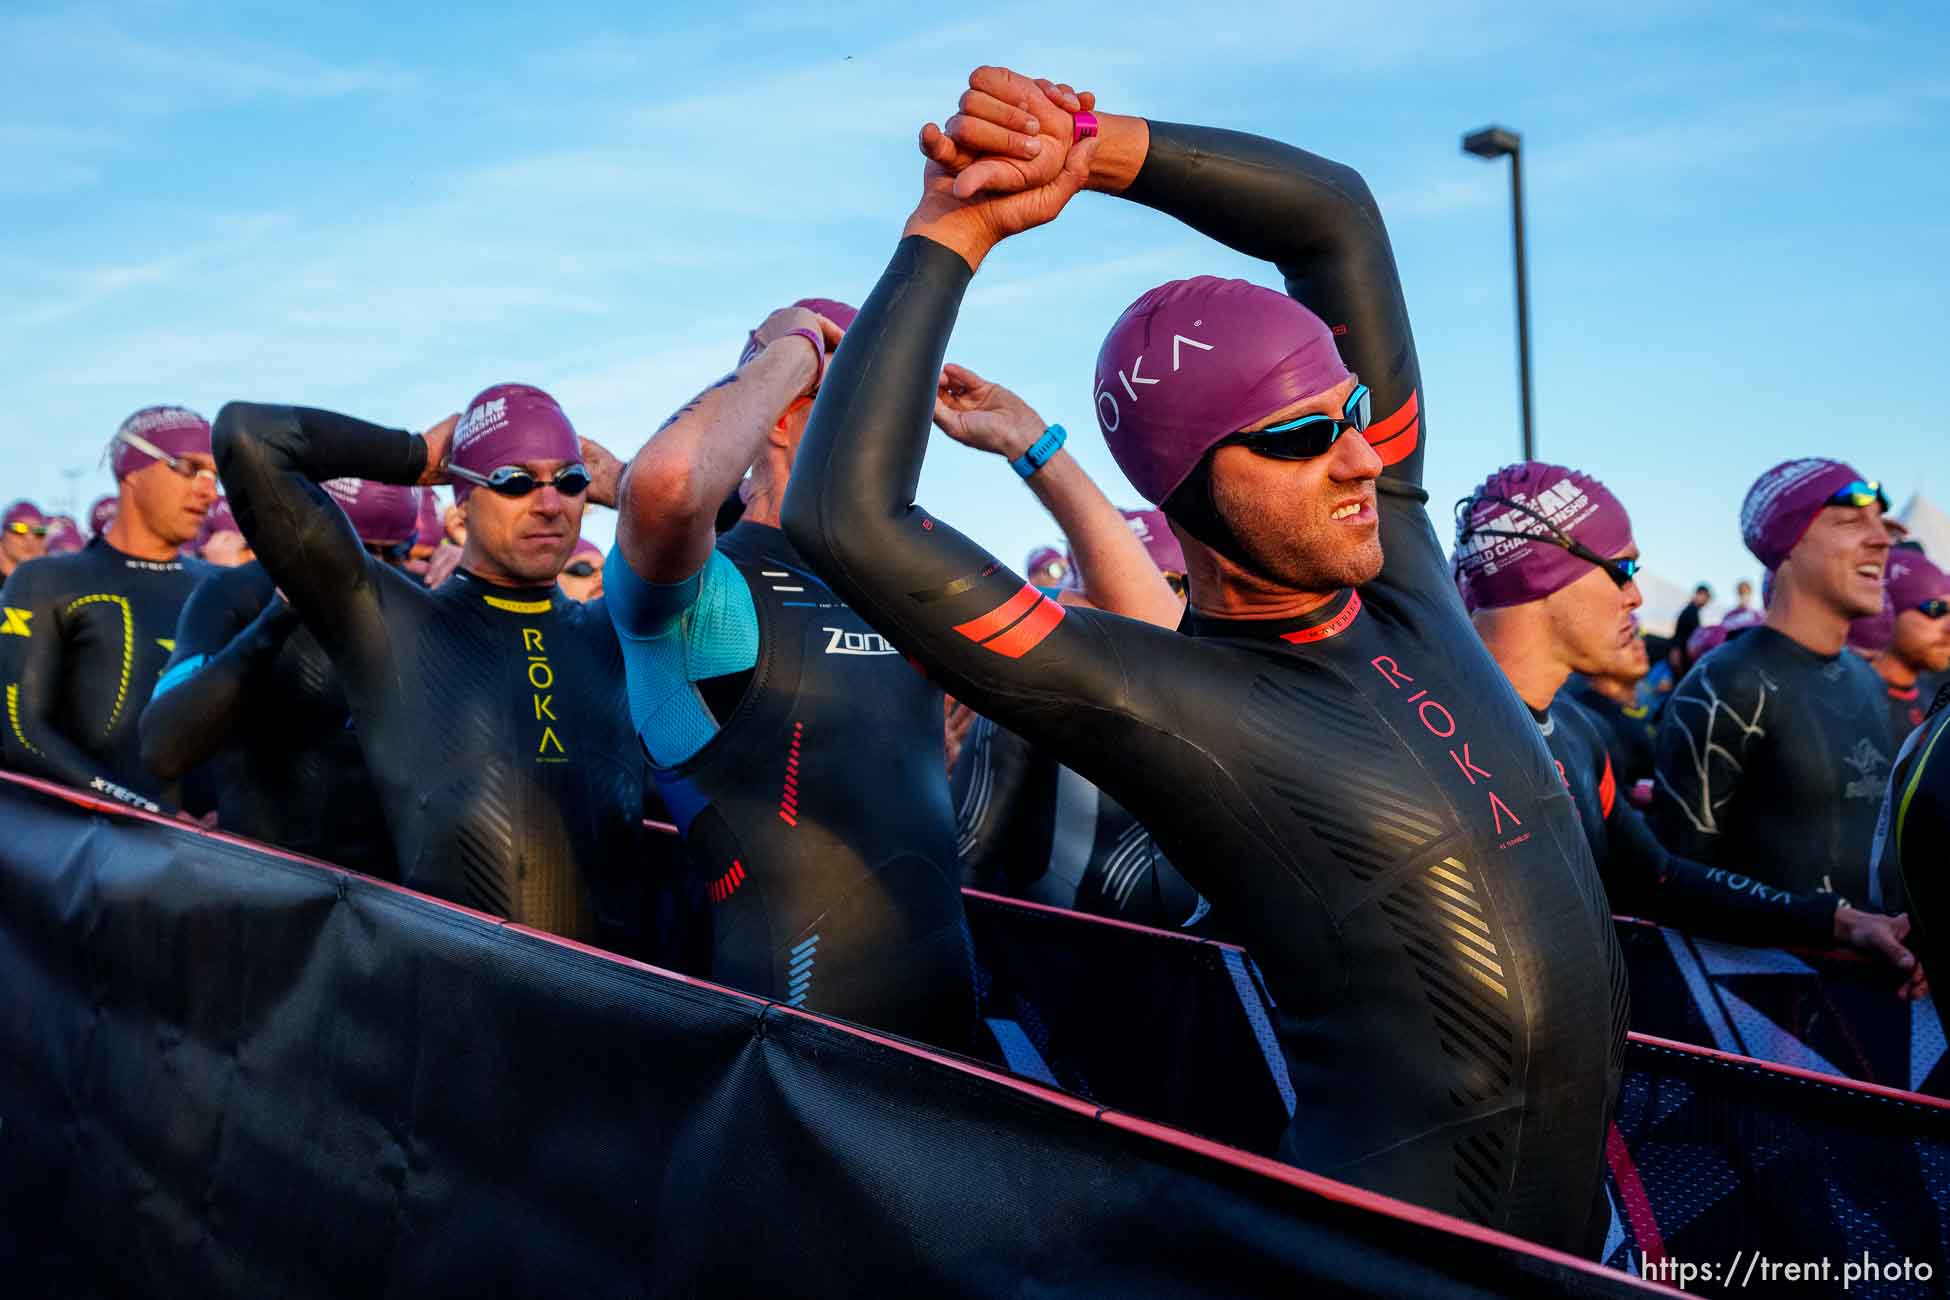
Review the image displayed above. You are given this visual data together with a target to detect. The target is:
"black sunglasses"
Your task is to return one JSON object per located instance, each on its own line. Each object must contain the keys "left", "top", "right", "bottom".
{"left": 450, "top": 463, "right": 591, "bottom": 498}
{"left": 562, "top": 561, "right": 598, "bottom": 579}
{"left": 363, "top": 539, "right": 413, "bottom": 562}
{"left": 1454, "top": 493, "right": 1642, "bottom": 589}
{"left": 1920, "top": 599, "right": 1950, "bottom": 620}
{"left": 1220, "top": 384, "right": 1372, "bottom": 460}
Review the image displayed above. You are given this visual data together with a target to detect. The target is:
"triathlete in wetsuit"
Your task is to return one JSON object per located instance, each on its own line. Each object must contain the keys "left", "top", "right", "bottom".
{"left": 1876, "top": 684, "right": 1950, "bottom": 1034}
{"left": 782, "top": 69, "right": 1623, "bottom": 1251}
{"left": 1564, "top": 669, "right": 1657, "bottom": 785}
{"left": 137, "top": 478, "right": 423, "bottom": 875}
{"left": 1650, "top": 460, "right": 1896, "bottom": 907}
{"left": 0, "top": 408, "right": 215, "bottom": 812}
{"left": 1871, "top": 547, "right": 1950, "bottom": 748}
{"left": 1458, "top": 463, "right": 1917, "bottom": 979}
{"left": 606, "top": 300, "right": 974, "bottom": 1045}
{"left": 213, "top": 388, "right": 663, "bottom": 956}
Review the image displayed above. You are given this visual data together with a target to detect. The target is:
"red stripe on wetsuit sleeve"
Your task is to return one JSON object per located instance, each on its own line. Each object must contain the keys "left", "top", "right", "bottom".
{"left": 954, "top": 584, "right": 1041, "bottom": 643}
{"left": 980, "top": 596, "right": 1065, "bottom": 659}
{"left": 1365, "top": 390, "right": 1420, "bottom": 467}
{"left": 1599, "top": 755, "right": 1617, "bottom": 819}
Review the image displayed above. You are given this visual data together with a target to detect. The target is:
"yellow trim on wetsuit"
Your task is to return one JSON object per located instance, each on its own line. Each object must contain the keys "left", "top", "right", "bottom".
{"left": 64, "top": 594, "right": 133, "bottom": 733}
{"left": 1896, "top": 715, "right": 1950, "bottom": 861}
{"left": 7, "top": 683, "right": 43, "bottom": 755}
{"left": 483, "top": 594, "right": 552, "bottom": 614}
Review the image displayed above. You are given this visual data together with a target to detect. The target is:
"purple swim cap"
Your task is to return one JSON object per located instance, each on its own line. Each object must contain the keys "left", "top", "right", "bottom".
{"left": 88, "top": 495, "right": 117, "bottom": 536}
{"left": 570, "top": 537, "right": 603, "bottom": 564}
{"left": 1687, "top": 622, "right": 1730, "bottom": 664}
{"left": 1121, "top": 508, "right": 1186, "bottom": 575}
{"left": 43, "top": 516, "right": 82, "bottom": 555}
{"left": 110, "top": 406, "right": 211, "bottom": 480}
{"left": 1453, "top": 462, "right": 1635, "bottom": 612}
{"left": 1721, "top": 607, "right": 1765, "bottom": 632}
{"left": 4, "top": 500, "right": 45, "bottom": 531}
{"left": 1889, "top": 549, "right": 1950, "bottom": 612}
{"left": 738, "top": 297, "right": 858, "bottom": 368}
{"left": 323, "top": 479, "right": 421, "bottom": 546}
{"left": 194, "top": 499, "right": 240, "bottom": 551}
{"left": 1740, "top": 458, "right": 1868, "bottom": 570}
{"left": 451, "top": 384, "right": 580, "bottom": 501}
{"left": 1094, "top": 277, "right": 1349, "bottom": 505}
{"left": 413, "top": 488, "right": 442, "bottom": 546}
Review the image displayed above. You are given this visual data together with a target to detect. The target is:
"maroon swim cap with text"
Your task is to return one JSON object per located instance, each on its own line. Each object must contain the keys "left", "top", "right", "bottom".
{"left": 110, "top": 406, "right": 212, "bottom": 481}
{"left": 1740, "top": 458, "right": 1870, "bottom": 570}
{"left": 450, "top": 384, "right": 580, "bottom": 501}
{"left": 1454, "top": 462, "right": 1636, "bottom": 612}
{"left": 1094, "top": 277, "right": 1349, "bottom": 505}
{"left": 323, "top": 479, "right": 422, "bottom": 546}
{"left": 88, "top": 495, "right": 118, "bottom": 536}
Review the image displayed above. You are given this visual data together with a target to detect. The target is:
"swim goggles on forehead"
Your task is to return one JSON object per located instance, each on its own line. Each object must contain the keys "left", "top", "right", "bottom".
{"left": 562, "top": 560, "right": 598, "bottom": 579}
{"left": 448, "top": 462, "right": 591, "bottom": 497}
{"left": 1826, "top": 480, "right": 1889, "bottom": 512}
{"left": 1219, "top": 384, "right": 1372, "bottom": 460}
{"left": 5, "top": 521, "right": 48, "bottom": 537}
{"left": 116, "top": 430, "right": 218, "bottom": 482}
{"left": 1919, "top": 598, "right": 1950, "bottom": 620}
{"left": 1453, "top": 493, "right": 1643, "bottom": 589}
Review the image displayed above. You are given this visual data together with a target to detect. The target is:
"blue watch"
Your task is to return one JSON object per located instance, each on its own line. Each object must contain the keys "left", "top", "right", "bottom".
{"left": 1011, "top": 424, "right": 1067, "bottom": 479}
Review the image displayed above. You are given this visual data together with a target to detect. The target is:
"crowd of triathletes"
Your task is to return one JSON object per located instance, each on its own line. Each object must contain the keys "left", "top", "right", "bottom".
{"left": 5, "top": 65, "right": 1947, "bottom": 1256}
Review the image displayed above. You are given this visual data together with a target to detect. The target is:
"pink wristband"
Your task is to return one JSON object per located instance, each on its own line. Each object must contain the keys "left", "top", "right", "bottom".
{"left": 1072, "top": 111, "right": 1099, "bottom": 142}
{"left": 781, "top": 327, "right": 825, "bottom": 392}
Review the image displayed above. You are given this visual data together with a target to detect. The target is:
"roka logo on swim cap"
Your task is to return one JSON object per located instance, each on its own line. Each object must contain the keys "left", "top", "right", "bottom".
{"left": 1094, "top": 277, "right": 1349, "bottom": 506}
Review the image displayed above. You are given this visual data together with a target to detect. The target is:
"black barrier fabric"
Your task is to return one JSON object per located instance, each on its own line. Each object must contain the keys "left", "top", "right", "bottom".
{"left": 0, "top": 776, "right": 1651, "bottom": 1299}
{"left": 1617, "top": 917, "right": 1950, "bottom": 1097}
{"left": 1605, "top": 1038, "right": 1950, "bottom": 1298}
{"left": 962, "top": 888, "right": 1294, "bottom": 1153}
{"left": 966, "top": 888, "right": 1950, "bottom": 1295}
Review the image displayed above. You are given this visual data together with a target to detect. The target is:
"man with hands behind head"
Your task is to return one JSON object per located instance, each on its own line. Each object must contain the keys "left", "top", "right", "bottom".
{"left": 606, "top": 301, "right": 975, "bottom": 1046}
{"left": 783, "top": 67, "right": 1624, "bottom": 1252}
{"left": 213, "top": 389, "right": 665, "bottom": 957}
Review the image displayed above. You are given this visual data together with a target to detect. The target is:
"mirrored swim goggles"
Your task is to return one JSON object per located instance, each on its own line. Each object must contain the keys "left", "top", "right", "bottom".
{"left": 448, "top": 462, "right": 591, "bottom": 497}
{"left": 562, "top": 560, "right": 598, "bottom": 579}
{"left": 1454, "top": 493, "right": 1643, "bottom": 589}
{"left": 5, "top": 521, "right": 48, "bottom": 537}
{"left": 1826, "top": 480, "right": 1889, "bottom": 512}
{"left": 1918, "top": 599, "right": 1950, "bottom": 620}
{"left": 1220, "top": 384, "right": 1372, "bottom": 460}
{"left": 116, "top": 430, "right": 218, "bottom": 482}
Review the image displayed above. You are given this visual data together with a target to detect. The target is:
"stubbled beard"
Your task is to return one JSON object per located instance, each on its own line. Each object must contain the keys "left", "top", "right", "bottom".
{"left": 1217, "top": 479, "right": 1383, "bottom": 591}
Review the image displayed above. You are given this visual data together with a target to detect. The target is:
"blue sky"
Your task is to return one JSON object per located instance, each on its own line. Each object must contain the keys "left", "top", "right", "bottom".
{"left": 5, "top": 1, "right": 1946, "bottom": 624}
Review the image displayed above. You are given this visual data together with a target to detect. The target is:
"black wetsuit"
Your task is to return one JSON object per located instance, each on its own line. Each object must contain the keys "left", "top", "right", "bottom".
{"left": 608, "top": 522, "right": 975, "bottom": 1046}
{"left": 1875, "top": 685, "right": 1950, "bottom": 1036}
{"left": 1881, "top": 671, "right": 1942, "bottom": 751}
{"left": 137, "top": 561, "right": 396, "bottom": 876}
{"left": 1545, "top": 695, "right": 1836, "bottom": 945}
{"left": 1650, "top": 627, "right": 1894, "bottom": 909}
{"left": 1564, "top": 673, "right": 1657, "bottom": 785}
{"left": 953, "top": 714, "right": 1204, "bottom": 928}
{"left": 0, "top": 538, "right": 206, "bottom": 813}
{"left": 212, "top": 405, "right": 661, "bottom": 955}
{"left": 783, "top": 125, "right": 1625, "bottom": 1252}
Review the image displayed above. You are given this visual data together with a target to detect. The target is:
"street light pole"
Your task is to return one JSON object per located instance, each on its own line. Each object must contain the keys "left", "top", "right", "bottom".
{"left": 1462, "top": 125, "right": 1534, "bottom": 462}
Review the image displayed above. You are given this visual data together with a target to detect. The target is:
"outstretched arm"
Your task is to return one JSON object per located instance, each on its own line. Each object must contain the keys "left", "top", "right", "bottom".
{"left": 933, "top": 363, "right": 1180, "bottom": 627}
{"left": 211, "top": 405, "right": 440, "bottom": 658}
{"left": 938, "top": 70, "right": 1426, "bottom": 489}
{"left": 139, "top": 570, "right": 294, "bottom": 779}
{"left": 0, "top": 562, "right": 164, "bottom": 810}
